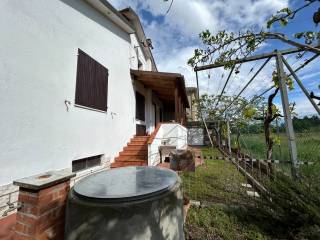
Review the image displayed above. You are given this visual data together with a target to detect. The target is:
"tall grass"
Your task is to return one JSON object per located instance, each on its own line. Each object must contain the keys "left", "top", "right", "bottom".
{"left": 231, "top": 131, "right": 320, "bottom": 163}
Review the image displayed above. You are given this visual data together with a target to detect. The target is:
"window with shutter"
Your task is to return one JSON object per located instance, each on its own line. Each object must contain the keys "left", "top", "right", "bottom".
{"left": 75, "top": 49, "right": 108, "bottom": 111}
{"left": 135, "top": 91, "right": 145, "bottom": 121}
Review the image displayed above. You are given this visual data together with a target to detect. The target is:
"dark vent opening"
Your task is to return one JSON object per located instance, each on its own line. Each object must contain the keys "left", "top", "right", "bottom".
{"left": 72, "top": 155, "right": 102, "bottom": 172}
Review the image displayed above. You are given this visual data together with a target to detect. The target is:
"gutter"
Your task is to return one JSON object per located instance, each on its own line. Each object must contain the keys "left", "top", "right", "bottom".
{"left": 85, "top": 0, "right": 135, "bottom": 34}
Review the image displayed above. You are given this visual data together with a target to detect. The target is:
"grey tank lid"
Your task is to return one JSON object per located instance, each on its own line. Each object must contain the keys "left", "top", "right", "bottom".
{"left": 73, "top": 166, "right": 178, "bottom": 202}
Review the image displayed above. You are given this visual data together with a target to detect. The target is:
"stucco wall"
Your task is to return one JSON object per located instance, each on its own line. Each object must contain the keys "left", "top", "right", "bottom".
{"left": 148, "top": 124, "right": 188, "bottom": 166}
{"left": 0, "top": 0, "right": 142, "bottom": 185}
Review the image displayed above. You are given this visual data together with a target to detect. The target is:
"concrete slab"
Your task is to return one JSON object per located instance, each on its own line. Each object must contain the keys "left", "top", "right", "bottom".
{"left": 13, "top": 169, "right": 75, "bottom": 191}
{"left": 0, "top": 213, "right": 16, "bottom": 240}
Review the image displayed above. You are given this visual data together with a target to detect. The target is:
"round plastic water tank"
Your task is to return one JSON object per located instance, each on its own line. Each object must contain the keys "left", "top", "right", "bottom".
{"left": 65, "top": 166, "right": 184, "bottom": 240}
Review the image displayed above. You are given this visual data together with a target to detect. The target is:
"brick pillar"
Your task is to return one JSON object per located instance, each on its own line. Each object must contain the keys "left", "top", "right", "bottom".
{"left": 13, "top": 170, "right": 75, "bottom": 240}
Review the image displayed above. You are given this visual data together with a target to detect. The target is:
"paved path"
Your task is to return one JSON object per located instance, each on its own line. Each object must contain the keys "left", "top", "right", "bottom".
{"left": 0, "top": 213, "right": 16, "bottom": 240}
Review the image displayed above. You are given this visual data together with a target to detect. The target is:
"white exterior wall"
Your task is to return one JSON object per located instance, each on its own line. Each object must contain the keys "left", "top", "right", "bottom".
{"left": 129, "top": 33, "right": 149, "bottom": 71}
{"left": 0, "top": 0, "right": 149, "bottom": 185}
{"left": 148, "top": 124, "right": 188, "bottom": 166}
{"left": 130, "top": 31, "right": 160, "bottom": 134}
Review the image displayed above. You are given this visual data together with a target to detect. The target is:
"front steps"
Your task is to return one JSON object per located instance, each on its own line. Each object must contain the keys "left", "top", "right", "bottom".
{"left": 111, "top": 136, "right": 149, "bottom": 168}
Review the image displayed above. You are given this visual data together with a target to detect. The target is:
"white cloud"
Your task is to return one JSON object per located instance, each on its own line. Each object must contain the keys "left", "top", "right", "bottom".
{"left": 109, "top": 0, "right": 320, "bottom": 117}
{"left": 109, "top": 0, "right": 288, "bottom": 41}
{"left": 137, "top": 0, "right": 288, "bottom": 86}
{"left": 292, "top": 96, "right": 318, "bottom": 117}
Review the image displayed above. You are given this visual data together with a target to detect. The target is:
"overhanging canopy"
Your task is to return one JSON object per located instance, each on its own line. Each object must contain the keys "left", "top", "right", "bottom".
{"left": 130, "top": 69, "right": 190, "bottom": 108}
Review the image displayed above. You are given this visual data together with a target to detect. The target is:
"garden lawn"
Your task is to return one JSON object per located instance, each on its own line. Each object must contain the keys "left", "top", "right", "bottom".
{"left": 181, "top": 147, "right": 272, "bottom": 240}
{"left": 233, "top": 131, "right": 320, "bottom": 163}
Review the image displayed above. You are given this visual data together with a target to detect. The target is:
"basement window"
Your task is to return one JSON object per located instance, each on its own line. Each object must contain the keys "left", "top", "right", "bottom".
{"left": 72, "top": 155, "right": 102, "bottom": 172}
{"left": 75, "top": 49, "right": 108, "bottom": 112}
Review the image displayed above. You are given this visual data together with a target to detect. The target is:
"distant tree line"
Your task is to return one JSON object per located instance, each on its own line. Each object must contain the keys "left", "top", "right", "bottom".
{"left": 290, "top": 115, "right": 320, "bottom": 132}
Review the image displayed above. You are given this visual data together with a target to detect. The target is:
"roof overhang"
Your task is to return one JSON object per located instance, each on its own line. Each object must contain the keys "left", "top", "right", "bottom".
{"left": 131, "top": 70, "right": 190, "bottom": 108}
{"left": 186, "top": 87, "right": 198, "bottom": 94}
{"left": 85, "top": 0, "right": 135, "bottom": 34}
{"left": 121, "top": 8, "right": 157, "bottom": 71}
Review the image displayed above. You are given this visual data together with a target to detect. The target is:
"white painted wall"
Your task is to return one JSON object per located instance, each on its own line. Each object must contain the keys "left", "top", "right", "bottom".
{"left": 148, "top": 124, "right": 188, "bottom": 166}
{"left": 0, "top": 0, "right": 151, "bottom": 185}
{"left": 129, "top": 33, "right": 149, "bottom": 71}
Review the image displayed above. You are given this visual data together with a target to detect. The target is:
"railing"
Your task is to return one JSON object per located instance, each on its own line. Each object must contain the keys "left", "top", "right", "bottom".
{"left": 0, "top": 189, "right": 19, "bottom": 218}
{"left": 148, "top": 123, "right": 188, "bottom": 166}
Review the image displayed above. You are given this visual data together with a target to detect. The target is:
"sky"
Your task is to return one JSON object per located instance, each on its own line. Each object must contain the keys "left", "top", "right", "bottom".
{"left": 109, "top": 0, "right": 320, "bottom": 117}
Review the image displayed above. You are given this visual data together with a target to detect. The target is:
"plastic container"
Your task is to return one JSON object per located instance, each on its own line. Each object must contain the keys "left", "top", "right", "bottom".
{"left": 65, "top": 166, "right": 184, "bottom": 240}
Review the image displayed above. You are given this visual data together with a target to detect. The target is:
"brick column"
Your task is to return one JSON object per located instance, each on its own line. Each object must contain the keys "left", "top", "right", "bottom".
{"left": 13, "top": 170, "right": 75, "bottom": 240}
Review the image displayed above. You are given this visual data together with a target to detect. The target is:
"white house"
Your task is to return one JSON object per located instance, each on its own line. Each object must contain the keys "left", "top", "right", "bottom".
{"left": 0, "top": 0, "right": 189, "bottom": 214}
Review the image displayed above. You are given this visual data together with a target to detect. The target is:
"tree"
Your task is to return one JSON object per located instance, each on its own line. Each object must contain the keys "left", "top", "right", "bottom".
{"left": 194, "top": 93, "right": 263, "bottom": 156}
{"left": 188, "top": 1, "right": 320, "bottom": 69}
{"left": 188, "top": 0, "right": 319, "bottom": 174}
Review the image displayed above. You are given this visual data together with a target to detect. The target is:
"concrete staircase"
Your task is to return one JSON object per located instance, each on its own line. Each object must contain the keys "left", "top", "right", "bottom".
{"left": 111, "top": 136, "right": 149, "bottom": 168}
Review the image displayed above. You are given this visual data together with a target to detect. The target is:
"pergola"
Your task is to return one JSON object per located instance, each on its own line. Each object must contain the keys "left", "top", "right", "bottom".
{"left": 194, "top": 46, "right": 320, "bottom": 178}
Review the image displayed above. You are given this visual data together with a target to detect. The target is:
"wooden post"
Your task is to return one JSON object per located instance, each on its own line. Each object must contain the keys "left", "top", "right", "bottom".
{"left": 194, "top": 46, "right": 317, "bottom": 71}
{"left": 195, "top": 71, "right": 200, "bottom": 99}
{"left": 276, "top": 53, "right": 299, "bottom": 179}
{"left": 175, "top": 84, "right": 179, "bottom": 122}
{"left": 179, "top": 95, "right": 182, "bottom": 124}
{"left": 181, "top": 103, "right": 185, "bottom": 125}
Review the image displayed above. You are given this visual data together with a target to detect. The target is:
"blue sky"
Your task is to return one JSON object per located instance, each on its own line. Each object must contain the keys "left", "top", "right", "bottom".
{"left": 110, "top": 0, "right": 319, "bottom": 116}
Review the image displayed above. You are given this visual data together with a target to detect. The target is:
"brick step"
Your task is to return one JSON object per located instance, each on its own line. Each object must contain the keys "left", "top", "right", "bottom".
{"left": 115, "top": 156, "right": 147, "bottom": 161}
{"left": 111, "top": 161, "right": 147, "bottom": 168}
{"left": 127, "top": 142, "right": 147, "bottom": 147}
{"left": 118, "top": 154, "right": 147, "bottom": 159}
{"left": 133, "top": 135, "right": 149, "bottom": 139}
{"left": 119, "top": 149, "right": 147, "bottom": 155}
{"left": 123, "top": 146, "right": 147, "bottom": 151}
{"left": 130, "top": 139, "right": 149, "bottom": 144}
{"left": 114, "top": 158, "right": 147, "bottom": 162}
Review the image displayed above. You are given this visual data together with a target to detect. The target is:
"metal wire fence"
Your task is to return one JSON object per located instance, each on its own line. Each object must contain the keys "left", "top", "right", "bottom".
{"left": 180, "top": 148, "right": 256, "bottom": 206}
{"left": 231, "top": 125, "right": 320, "bottom": 177}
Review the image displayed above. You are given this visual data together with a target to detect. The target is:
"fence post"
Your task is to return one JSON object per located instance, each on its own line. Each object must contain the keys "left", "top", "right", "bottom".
{"left": 276, "top": 52, "right": 299, "bottom": 179}
{"left": 227, "top": 120, "right": 231, "bottom": 155}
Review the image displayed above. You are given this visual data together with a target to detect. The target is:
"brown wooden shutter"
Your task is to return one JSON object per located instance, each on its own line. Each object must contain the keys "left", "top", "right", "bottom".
{"left": 75, "top": 49, "right": 108, "bottom": 111}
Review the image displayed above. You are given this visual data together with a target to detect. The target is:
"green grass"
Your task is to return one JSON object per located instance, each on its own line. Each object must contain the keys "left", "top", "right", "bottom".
{"left": 232, "top": 131, "right": 320, "bottom": 163}
{"left": 186, "top": 205, "right": 269, "bottom": 240}
{"left": 201, "top": 147, "right": 223, "bottom": 159}
{"left": 181, "top": 148, "right": 272, "bottom": 239}
{"left": 180, "top": 158, "right": 247, "bottom": 204}
{"left": 182, "top": 147, "right": 320, "bottom": 240}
